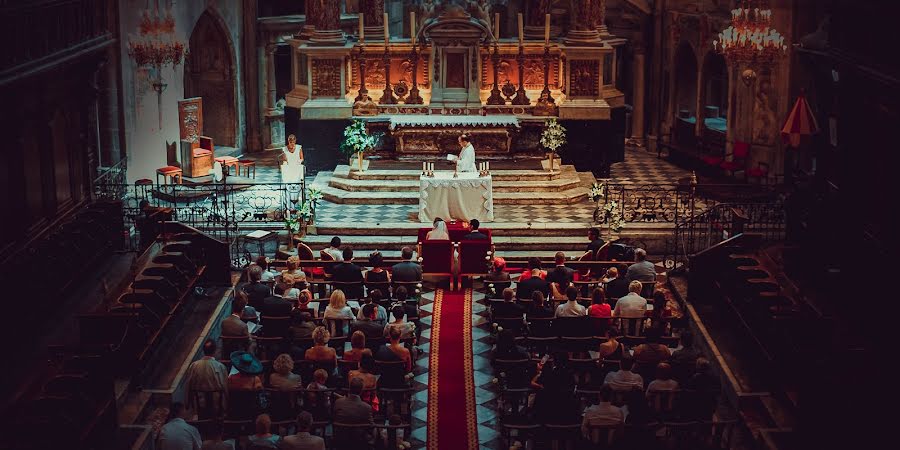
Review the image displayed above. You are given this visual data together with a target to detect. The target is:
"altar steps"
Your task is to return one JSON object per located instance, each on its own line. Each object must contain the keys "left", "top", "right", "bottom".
{"left": 327, "top": 175, "right": 583, "bottom": 193}
{"left": 332, "top": 165, "right": 569, "bottom": 181}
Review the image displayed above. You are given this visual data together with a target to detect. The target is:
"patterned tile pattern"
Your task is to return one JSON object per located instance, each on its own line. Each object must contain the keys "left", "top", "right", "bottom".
{"left": 314, "top": 202, "right": 596, "bottom": 225}
{"left": 609, "top": 147, "right": 693, "bottom": 185}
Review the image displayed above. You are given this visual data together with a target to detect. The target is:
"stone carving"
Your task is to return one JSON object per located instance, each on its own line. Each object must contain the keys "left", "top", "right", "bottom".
{"left": 353, "top": 93, "right": 379, "bottom": 116}
{"left": 466, "top": 0, "right": 492, "bottom": 25}
{"left": 364, "top": 60, "right": 385, "bottom": 86}
{"left": 522, "top": 59, "right": 544, "bottom": 86}
{"left": 312, "top": 59, "right": 342, "bottom": 97}
{"left": 752, "top": 80, "right": 777, "bottom": 145}
{"left": 400, "top": 58, "right": 414, "bottom": 84}
{"left": 316, "top": 0, "right": 340, "bottom": 30}
{"left": 572, "top": 0, "right": 596, "bottom": 31}
{"left": 569, "top": 60, "right": 599, "bottom": 97}
{"left": 498, "top": 59, "right": 512, "bottom": 83}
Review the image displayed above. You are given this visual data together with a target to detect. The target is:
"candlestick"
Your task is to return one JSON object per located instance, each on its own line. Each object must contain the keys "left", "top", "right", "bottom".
{"left": 359, "top": 13, "right": 364, "bottom": 42}
{"left": 410, "top": 11, "right": 416, "bottom": 41}
{"left": 544, "top": 14, "right": 551, "bottom": 45}
{"left": 494, "top": 13, "right": 500, "bottom": 41}
{"left": 422, "top": 161, "right": 426, "bottom": 173}
{"left": 517, "top": 13, "right": 524, "bottom": 45}
{"left": 383, "top": 13, "right": 390, "bottom": 43}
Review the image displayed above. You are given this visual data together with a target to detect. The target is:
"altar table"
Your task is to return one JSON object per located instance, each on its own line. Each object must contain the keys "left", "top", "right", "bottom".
{"left": 419, "top": 172, "right": 494, "bottom": 223}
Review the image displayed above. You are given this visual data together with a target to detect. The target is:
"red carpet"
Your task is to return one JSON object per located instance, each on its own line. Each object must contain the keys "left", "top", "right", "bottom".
{"left": 426, "top": 289, "right": 478, "bottom": 449}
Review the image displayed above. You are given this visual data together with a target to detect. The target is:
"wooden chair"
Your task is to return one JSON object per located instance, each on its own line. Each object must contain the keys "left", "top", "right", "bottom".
{"left": 373, "top": 423, "right": 413, "bottom": 450}
{"left": 374, "top": 359, "right": 409, "bottom": 389}
{"left": 220, "top": 336, "right": 250, "bottom": 360}
{"left": 457, "top": 238, "right": 494, "bottom": 287}
{"left": 418, "top": 239, "right": 455, "bottom": 289}
{"left": 584, "top": 423, "right": 623, "bottom": 448}
{"left": 330, "top": 422, "right": 375, "bottom": 449}
{"left": 493, "top": 358, "right": 534, "bottom": 389}
{"left": 329, "top": 281, "right": 365, "bottom": 300}
{"left": 378, "top": 385, "right": 415, "bottom": 420}
{"left": 364, "top": 280, "right": 392, "bottom": 300}
{"left": 265, "top": 388, "right": 300, "bottom": 423}
{"left": 720, "top": 141, "right": 749, "bottom": 178}
{"left": 391, "top": 281, "right": 422, "bottom": 299}
{"left": 542, "top": 423, "right": 582, "bottom": 449}
{"left": 647, "top": 389, "right": 680, "bottom": 419}
{"left": 254, "top": 336, "right": 284, "bottom": 360}
{"left": 190, "top": 389, "right": 226, "bottom": 420}
{"left": 156, "top": 166, "right": 183, "bottom": 185}
{"left": 260, "top": 315, "right": 291, "bottom": 339}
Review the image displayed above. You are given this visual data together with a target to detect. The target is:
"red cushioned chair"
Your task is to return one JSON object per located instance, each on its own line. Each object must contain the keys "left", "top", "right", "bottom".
{"left": 295, "top": 242, "right": 326, "bottom": 278}
{"left": 418, "top": 239, "right": 455, "bottom": 289}
{"left": 457, "top": 236, "right": 495, "bottom": 288}
{"left": 719, "top": 141, "right": 749, "bottom": 178}
{"left": 746, "top": 161, "right": 770, "bottom": 184}
{"left": 156, "top": 166, "right": 183, "bottom": 185}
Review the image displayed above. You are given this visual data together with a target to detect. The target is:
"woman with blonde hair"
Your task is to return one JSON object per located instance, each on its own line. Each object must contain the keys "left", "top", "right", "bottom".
{"left": 282, "top": 255, "right": 307, "bottom": 283}
{"left": 269, "top": 353, "right": 301, "bottom": 390}
{"left": 304, "top": 326, "right": 337, "bottom": 365}
{"left": 324, "top": 289, "right": 355, "bottom": 335}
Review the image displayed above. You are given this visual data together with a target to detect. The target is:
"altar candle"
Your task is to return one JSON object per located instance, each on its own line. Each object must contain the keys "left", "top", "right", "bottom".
{"left": 517, "top": 13, "right": 524, "bottom": 45}
{"left": 494, "top": 13, "right": 500, "bottom": 41}
{"left": 544, "top": 14, "right": 551, "bottom": 45}
{"left": 487, "top": 161, "right": 490, "bottom": 171}
{"left": 410, "top": 11, "right": 416, "bottom": 41}
{"left": 359, "top": 13, "right": 365, "bottom": 42}
{"left": 384, "top": 13, "right": 390, "bottom": 43}
{"left": 423, "top": 161, "right": 426, "bottom": 172}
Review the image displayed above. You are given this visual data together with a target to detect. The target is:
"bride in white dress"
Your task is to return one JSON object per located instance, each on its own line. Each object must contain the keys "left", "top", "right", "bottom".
{"left": 280, "top": 134, "right": 305, "bottom": 183}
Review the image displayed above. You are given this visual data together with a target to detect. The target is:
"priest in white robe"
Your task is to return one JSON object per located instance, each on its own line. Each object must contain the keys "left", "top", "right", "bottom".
{"left": 447, "top": 134, "right": 477, "bottom": 175}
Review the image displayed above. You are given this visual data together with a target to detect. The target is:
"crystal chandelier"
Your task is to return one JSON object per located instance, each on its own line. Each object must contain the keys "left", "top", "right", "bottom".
{"left": 127, "top": 0, "right": 187, "bottom": 127}
{"left": 713, "top": 0, "right": 787, "bottom": 67}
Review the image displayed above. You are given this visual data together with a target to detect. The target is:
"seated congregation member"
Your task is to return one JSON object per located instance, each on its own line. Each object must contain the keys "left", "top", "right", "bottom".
{"left": 247, "top": 414, "right": 281, "bottom": 448}
{"left": 518, "top": 257, "right": 547, "bottom": 281}
{"left": 243, "top": 265, "right": 271, "bottom": 309}
{"left": 426, "top": 217, "right": 450, "bottom": 240}
{"left": 295, "top": 290, "right": 314, "bottom": 314}
{"left": 279, "top": 411, "right": 325, "bottom": 450}
{"left": 228, "top": 351, "right": 264, "bottom": 391}
{"left": 256, "top": 256, "right": 276, "bottom": 282}
{"left": 626, "top": 248, "right": 657, "bottom": 283}
{"left": 391, "top": 246, "right": 422, "bottom": 282}
{"left": 494, "top": 329, "right": 528, "bottom": 360}
{"left": 546, "top": 252, "right": 576, "bottom": 288}
{"left": 352, "top": 304, "right": 385, "bottom": 339}
{"left": 462, "top": 219, "right": 488, "bottom": 240}
{"left": 356, "top": 290, "right": 388, "bottom": 323}
{"left": 384, "top": 326, "right": 413, "bottom": 372}
{"left": 646, "top": 362, "right": 679, "bottom": 394}
{"left": 185, "top": 339, "right": 228, "bottom": 405}
{"left": 199, "top": 421, "right": 233, "bottom": 450}
{"left": 270, "top": 353, "right": 302, "bottom": 391}
{"left": 290, "top": 312, "right": 316, "bottom": 342}
{"left": 333, "top": 378, "right": 375, "bottom": 444}
{"left": 603, "top": 356, "right": 644, "bottom": 391}
{"left": 485, "top": 257, "right": 511, "bottom": 283}
{"left": 587, "top": 288, "right": 612, "bottom": 319}
{"left": 683, "top": 358, "right": 721, "bottom": 420}
{"left": 261, "top": 282, "right": 293, "bottom": 317}
{"left": 364, "top": 251, "right": 391, "bottom": 287}
{"left": 632, "top": 327, "right": 671, "bottom": 378}
{"left": 516, "top": 268, "right": 550, "bottom": 300}
{"left": 324, "top": 236, "right": 343, "bottom": 262}
{"left": 304, "top": 326, "right": 338, "bottom": 366}
{"left": 555, "top": 286, "right": 587, "bottom": 317}
{"left": 222, "top": 296, "right": 251, "bottom": 339}
{"left": 347, "top": 354, "right": 379, "bottom": 408}
{"left": 670, "top": 331, "right": 701, "bottom": 372}
{"left": 597, "top": 328, "right": 626, "bottom": 361}
{"left": 323, "top": 289, "right": 355, "bottom": 336}
{"left": 384, "top": 305, "right": 416, "bottom": 340}
{"left": 527, "top": 291, "right": 555, "bottom": 319}
{"left": 531, "top": 352, "right": 580, "bottom": 425}
{"left": 343, "top": 331, "right": 373, "bottom": 363}
{"left": 394, "top": 286, "right": 420, "bottom": 322}
{"left": 493, "top": 288, "right": 525, "bottom": 318}
{"left": 602, "top": 266, "right": 630, "bottom": 300}
{"left": 282, "top": 255, "right": 307, "bottom": 283}
{"left": 374, "top": 328, "right": 412, "bottom": 388}
{"left": 331, "top": 249, "right": 364, "bottom": 299}
{"left": 581, "top": 385, "right": 624, "bottom": 438}
{"left": 158, "top": 402, "right": 201, "bottom": 450}
{"left": 613, "top": 281, "right": 647, "bottom": 318}
{"left": 586, "top": 227, "right": 606, "bottom": 257}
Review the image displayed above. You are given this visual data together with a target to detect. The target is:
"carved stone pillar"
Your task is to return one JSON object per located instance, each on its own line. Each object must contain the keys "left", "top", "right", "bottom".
{"left": 566, "top": 0, "right": 602, "bottom": 45}
{"left": 362, "top": 0, "right": 387, "bottom": 42}
{"left": 630, "top": 42, "right": 646, "bottom": 145}
{"left": 263, "top": 41, "right": 285, "bottom": 151}
{"left": 595, "top": 0, "right": 611, "bottom": 38}
{"left": 299, "top": 0, "right": 318, "bottom": 40}
{"left": 310, "top": 0, "right": 345, "bottom": 44}
{"left": 524, "top": 0, "right": 556, "bottom": 40}
{"left": 266, "top": 43, "right": 278, "bottom": 112}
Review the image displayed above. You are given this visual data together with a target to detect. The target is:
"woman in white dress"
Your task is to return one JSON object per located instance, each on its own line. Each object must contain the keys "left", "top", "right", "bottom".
{"left": 279, "top": 134, "right": 304, "bottom": 183}
{"left": 426, "top": 218, "right": 450, "bottom": 240}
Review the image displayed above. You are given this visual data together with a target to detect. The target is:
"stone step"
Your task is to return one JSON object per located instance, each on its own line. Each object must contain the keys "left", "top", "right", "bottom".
{"left": 331, "top": 164, "right": 576, "bottom": 182}
{"left": 327, "top": 176, "right": 584, "bottom": 193}
{"left": 317, "top": 184, "right": 589, "bottom": 205}
{"left": 297, "top": 234, "right": 605, "bottom": 251}
{"left": 310, "top": 221, "right": 675, "bottom": 236}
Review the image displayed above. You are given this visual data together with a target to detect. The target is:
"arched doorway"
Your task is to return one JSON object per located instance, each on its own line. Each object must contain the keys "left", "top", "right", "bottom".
{"left": 185, "top": 10, "right": 236, "bottom": 147}
{"left": 701, "top": 52, "right": 728, "bottom": 132}
{"left": 673, "top": 42, "right": 698, "bottom": 120}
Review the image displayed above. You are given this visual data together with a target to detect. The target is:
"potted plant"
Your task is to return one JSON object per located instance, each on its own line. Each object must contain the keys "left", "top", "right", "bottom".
{"left": 284, "top": 186, "right": 324, "bottom": 243}
{"left": 340, "top": 119, "right": 378, "bottom": 172}
{"left": 589, "top": 181, "right": 625, "bottom": 240}
{"left": 539, "top": 118, "right": 567, "bottom": 171}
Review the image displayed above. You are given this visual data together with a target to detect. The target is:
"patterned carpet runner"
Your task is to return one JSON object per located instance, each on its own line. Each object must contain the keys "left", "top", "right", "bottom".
{"left": 426, "top": 289, "right": 478, "bottom": 449}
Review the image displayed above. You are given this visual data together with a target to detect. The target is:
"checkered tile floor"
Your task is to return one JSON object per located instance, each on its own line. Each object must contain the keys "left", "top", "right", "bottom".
{"left": 314, "top": 202, "right": 596, "bottom": 225}
{"left": 609, "top": 147, "right": 693, "bottom": 185}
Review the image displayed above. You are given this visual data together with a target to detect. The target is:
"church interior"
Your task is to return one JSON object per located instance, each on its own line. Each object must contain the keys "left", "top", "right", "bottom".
{"left": 0, "top": 0, "right": 886, "bottom": 449}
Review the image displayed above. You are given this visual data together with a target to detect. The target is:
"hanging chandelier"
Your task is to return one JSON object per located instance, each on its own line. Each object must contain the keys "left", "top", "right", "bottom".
{"left": 713, "top": 0, "right": 787, "bottom": 67}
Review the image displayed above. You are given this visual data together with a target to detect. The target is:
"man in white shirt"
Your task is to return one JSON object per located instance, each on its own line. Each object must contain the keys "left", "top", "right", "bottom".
{"left": 613, "top": 281, "right": 647, "bottom": 318}
{"left": 582, "top": 385, "right": 624, "bottom": 438}
{"left": 158, "top": 402, "right": 202, "bottom": 450}
{"left": 604, "top": 357, "right": 644, "bottom": 391}
{"left": 555, "top": 285, "right": 587, "bottom": 317}
{"left": 448, "top": 134, "right": 477, "bottom": 175}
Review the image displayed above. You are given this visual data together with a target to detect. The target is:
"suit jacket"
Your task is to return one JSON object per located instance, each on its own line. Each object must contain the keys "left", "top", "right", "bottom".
{"left": 261, "top": 295, "right": 292, "bottom": 317}
{"left": 279, "top": 432, "right": 325, "bottom": 450}
{"left": 516, "top": 277, "right": 550, "bottom": 300}
{"left": 462, "top": 230, "right": 488, "bottom": 240}
{"left": 605, "top": 277, "right": 630, "bottom": 299}
{"left": 331, "top": 262, "right": 365, "bottom": 298}
{"left": 626, "top": 261, "right": 657, "bottom": 283}
{"left": 587, "top": 238, "right": 606, "bottom": 257}
{"left": 546, "top": 265, "right": 576, "bottom": 288}
{"left": 333, "top": 395, "right": 374, "bottom": 439}
{"left": 492, "top": 301, "right": 525, "bottom": 318}
{"left": 243, "top": 281, "right": 270, "bottom": 310}
{"left": 221, "top": 315, "right": 249, "bottom": 337}
{"left": 391, "top": 261, "right": 423, "bottom": 282}
{"left": 351, "top": 319, "right": 385, "bottom": 339}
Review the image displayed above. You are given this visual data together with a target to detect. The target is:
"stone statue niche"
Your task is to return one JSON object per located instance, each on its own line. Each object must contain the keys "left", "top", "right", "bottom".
{"left": 420, "top": 4, "right": 491, "bottom": 108}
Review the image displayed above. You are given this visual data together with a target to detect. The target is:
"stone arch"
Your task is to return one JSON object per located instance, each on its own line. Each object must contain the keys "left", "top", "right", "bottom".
{"left": 184, "top": 8, "right": 237, "bottom": 147}
{"left": 673, "top": 41, "right": 699, "bottom": 119}
{"left": 700, "top": 51, "right": 728, "bottom": 128}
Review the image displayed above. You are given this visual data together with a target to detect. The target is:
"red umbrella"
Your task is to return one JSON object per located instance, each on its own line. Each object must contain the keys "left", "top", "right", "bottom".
{"left": 781, "top": 92, "right": 820, "bottom": 147}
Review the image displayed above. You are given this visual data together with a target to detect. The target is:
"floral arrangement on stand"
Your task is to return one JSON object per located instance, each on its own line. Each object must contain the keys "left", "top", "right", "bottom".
{"left": 539, "top": 118, "right": 567, "bottom": 171}
{"left": 339, "top": 119, "right": 380, "bottom": 172}
{"left": 589, "top": 181, "right": 625, "bottom": 239}
{"left": 284, "top": 187, "right": 323, "bottom": 241}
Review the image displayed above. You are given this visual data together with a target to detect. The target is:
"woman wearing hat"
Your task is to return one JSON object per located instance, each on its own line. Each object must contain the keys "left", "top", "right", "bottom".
{"left": 227, "top": 351, "right": 264, "bottom": 391}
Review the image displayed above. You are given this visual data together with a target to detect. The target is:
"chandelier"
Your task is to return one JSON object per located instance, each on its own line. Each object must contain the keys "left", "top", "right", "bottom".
{"left": 127, "top": 0, "right": 187, "bottom": 128}
{"left": 713, "top": 0, "right": 787, "bottom": 67}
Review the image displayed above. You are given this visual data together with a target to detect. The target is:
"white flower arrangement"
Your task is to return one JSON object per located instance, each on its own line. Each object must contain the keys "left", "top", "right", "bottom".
{"left": 603, "top": 201, "right": 626, "bottom": 232}
{"left": 540, "top": 118, "right": 567, "bottom": 153}
{"left": 339, "top": 119, "right": 379, "bottom": 158}
{"left": 589, "top": 182, "right": 606, "bottom": 202}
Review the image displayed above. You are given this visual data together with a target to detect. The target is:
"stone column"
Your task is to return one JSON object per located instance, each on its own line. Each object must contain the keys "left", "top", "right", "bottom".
{"left": 566, "top": 0, "right": 602, "bottom": 45}
{"left": 310, "top": 0, "right": 346, "bottom": 45}
{"left": 524, "top": 0, "right": 555, "bottom": 40}
{"left": 299, "top": 0, "right": 318, "bottom": 40}
{"left": 362, "top": 0, "right": 386, "bottom": 42}
{"left": 266, "top": 42, "right": 278, "bottom": 111}
{"left": 595, "top": 0, "right": 611, "bottom": 39}
{"left": 630, "top": 42, "right": 646, "bottom": 145}
{"left": 242, "top": 0, "right": 262, "bottom": 152}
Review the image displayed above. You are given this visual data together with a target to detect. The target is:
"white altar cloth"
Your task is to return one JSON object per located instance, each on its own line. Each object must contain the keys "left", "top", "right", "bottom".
{"left": 419, "top": 172, "right": 494, "bottom": 223}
